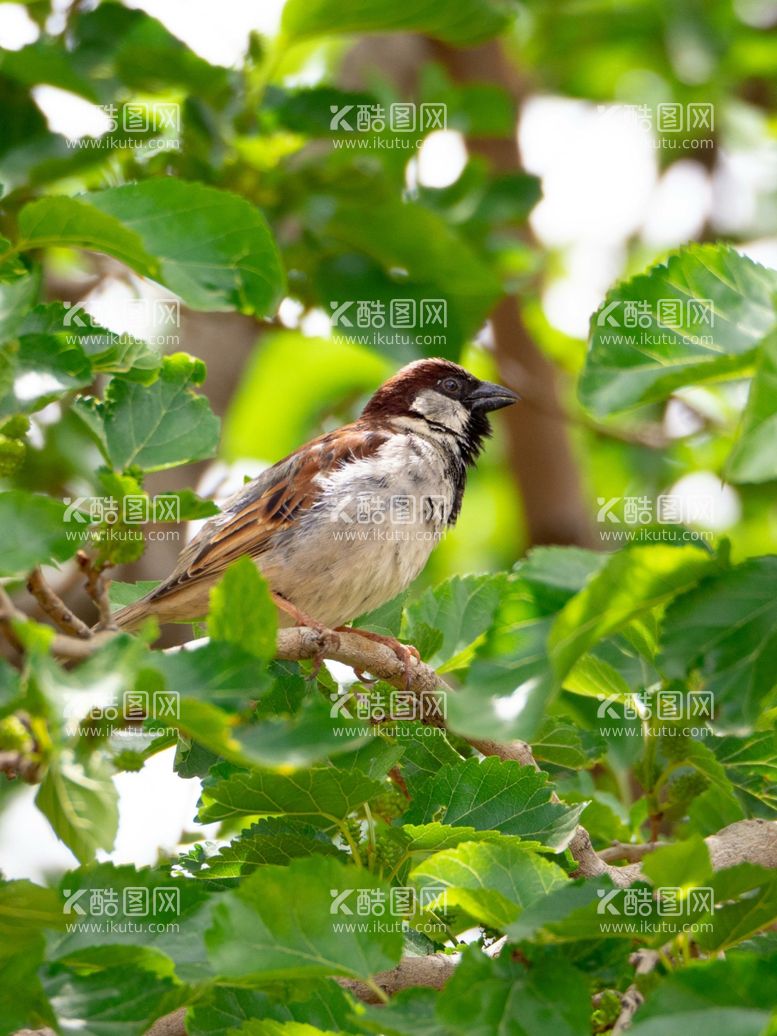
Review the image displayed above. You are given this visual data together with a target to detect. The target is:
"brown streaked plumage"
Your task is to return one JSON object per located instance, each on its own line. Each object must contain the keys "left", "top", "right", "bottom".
{"left": 113, "top": 358, "right": 518, "bottom": 635}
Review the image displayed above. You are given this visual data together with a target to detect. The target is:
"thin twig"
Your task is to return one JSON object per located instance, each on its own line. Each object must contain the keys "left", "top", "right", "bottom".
{"left": 599, "top": 841, "right": 667, "bottom": 864}
{"left": 0, "top": 750, "right": 42, "bottom": 783}
{"left": 27, "top": 568, "right": 92, "bottom": 639}
{"left": 613, "top": 949, "right": 660, "bottom": 1034}
{"left": 76, "top": 551, "right": 116, "bottom": 630}
{"left": 0, "top": 584, "right": 114, "bottom": 660}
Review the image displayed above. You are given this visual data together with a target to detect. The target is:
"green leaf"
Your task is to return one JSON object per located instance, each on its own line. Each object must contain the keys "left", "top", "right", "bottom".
{"left": 18, "top": 195, "right": 155, "bottom": 274}
{"left": 49, "top": 864, "right": 213, "bottom": 982}
{"left": 0, "top": 490, "right": 79, "bottom": 576}
{"left": 0, "top": 335, "right": 92, "bottom": 418}
{"left": 18, "top": 180, "right": 285, "bottom": 315}
{"left": 172, "top": 695, "right": 372, "bottom": 771}
{"left": 561, "top": 653, "right": 633, "bottom": 704}
{"left": 505, "top": 874, "right": 684, "bottom": 945}
{"left": 531, "top": 718, "right": 606, "bottom": 769}
{"left": 0, "top": 39, "right": 98, "bottom": 99}
{"left": 445, "top": 555, "right": 614, "bottom": 740}
{"left": 18, "top": 302, "right": 161, "bottom": 379}
{"left": 0, "top": 266, "right": 41, "bottom": 339}
{"left": 79, "top": 353, "right": 220, "bottom": 471}
{"left": 113, "top": 14, "right": 230, "bottom": 97}
{"left": 208, "top": 558, "right": 277, "bottom": 661}
{"left": 325, "top": 200, "right": 500, "bottom": 349}
{"left": 108, "top": 580, "right": 160, "bottom": 609}
{"left": 222, "top": 1023, "right": 338, "bottom": 1036}
{"left": 401, "top": 823, "right": 513, "bottom": 855}
{"left": 550, "top": 545, "right": 716, "bottom": 681}
{"left": 168, "top": 698, "right": 245, "bottom": 763}
{"left": 677, "top": 740, "right": 736, "bottom": 799}
{"left": 356, "top": 988, "right": 445, "bottom": 1036}
{"left": 255, "top": 661, "right": 309, "bottom": 718}
{"left": 687, "top": 785, "right": 746, "bottom": 837}
{"left": 0, "top": 880, "right": 65, "bottom": 958}
{"left": 661, "top": 557, "right": 777, "bottom": 726}
{"left": 398, "top": 722, "right": 464, "bottom": 796}
{"left": 698, "top": 865, "right": 777, "bottom": 953}
{"left": 711, "top": 732, "right": 777, "bottom": 814}
{"left": 629, "top": 952, "right": 777, "bottom": 1035}
{"left": 410, "top": 838, "right": 568, "bottom": 928}
{"left": 156, "top": 490, "right": 219, "bottom": 522}
{"left": 402, "top": 573, "right": 507, "bottom": 670}
{"left": 435, "top": 947, "right": 590, "bottom": 1036}
{"left": 640, "top": 835, "right": 712, "bottom": 890}
{"left": 197, "top": 766, "right": 386, "bottom": 823}
{"left": 43, "top": 964, "right": 185, "bottom": 1036}
{"left": 236, "top": 696, "right": 372, "bottom": 768}
{"left": 727, "top": 330, "right": 777, "bottom": 482}
{"left": 183, "top": 819, "right": 343, "bottom": 879}
{"left": 281, "top": 0, "right": 515, "bottom": 45}
{"left": 518, "top": 546, "right": 608, "bottom": 613}
{"left": 0, "top": 950, "right": 52, "bottom": 1036}
{"left": 337, "top": 736, "right": 405, "bottom": 780}
{"left": 404, "top": 756, "right": 586, "bottom": 851}
{"left": 150, "top": 640, "right": 268, "bottom": 701}
{"left": 32, "top": 631, "right": 148, "bottom": 733}
{"left": 187, "top": 981, "right": 355, "bottom": 1036}
{"left": 436, "top": 574, "right": 555, "bottom": 740}
{"left": 580, "top": 245, "right": 777, "bottom": 415}
{"left": 35, "top": 751, "right": 119, "bottom": 864}
{"left": 505, "top": 877, "right": 613, "bottom": 942}
{"left": 205, "top": 856, "right": 402, "bottom": 981}
{"left": 451, "top": 618, "right": 556, "bottom": 741}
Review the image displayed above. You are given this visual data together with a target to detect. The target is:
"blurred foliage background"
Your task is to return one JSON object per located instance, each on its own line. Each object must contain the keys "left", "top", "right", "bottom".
{"left": 1, "top": 3, "right": 777, "bottom": 1027}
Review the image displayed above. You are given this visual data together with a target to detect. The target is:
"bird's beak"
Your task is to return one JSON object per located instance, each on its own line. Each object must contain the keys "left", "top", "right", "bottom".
{"left": 467, "top": 379, "right": 520, "bottom": 412}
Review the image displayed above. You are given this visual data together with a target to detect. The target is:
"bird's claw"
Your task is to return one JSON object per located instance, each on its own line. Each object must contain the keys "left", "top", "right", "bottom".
{"left": 353, "top": 668, "right": 378, "bottom": 686}
{"left": 309, "top": 627, "right": 341, "bottom": 678}
{"left": 336, "top": 627, "right": 420, "bottom": 691}
{"left": 271, "top": 593, "right": 341, "bottom": 678}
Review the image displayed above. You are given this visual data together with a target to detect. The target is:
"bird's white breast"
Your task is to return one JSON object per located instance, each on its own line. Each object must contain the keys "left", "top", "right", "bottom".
{"left": 260, "top": 432, "right": 455, "bottom": 628}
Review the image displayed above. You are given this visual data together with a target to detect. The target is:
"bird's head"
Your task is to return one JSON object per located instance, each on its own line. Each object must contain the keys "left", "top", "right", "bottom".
{"left": 360, "top": 358, "right": 519, "bottom": 465}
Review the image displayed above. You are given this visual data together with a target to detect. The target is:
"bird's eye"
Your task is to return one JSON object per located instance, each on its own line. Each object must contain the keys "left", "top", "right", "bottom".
{"left": 440, "top": 377, "right": 461, "bottom": 395}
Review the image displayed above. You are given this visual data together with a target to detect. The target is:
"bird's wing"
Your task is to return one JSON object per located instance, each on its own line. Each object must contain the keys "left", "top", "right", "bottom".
{"left": 147, "top": 422, "right": 390, "bottom": 603}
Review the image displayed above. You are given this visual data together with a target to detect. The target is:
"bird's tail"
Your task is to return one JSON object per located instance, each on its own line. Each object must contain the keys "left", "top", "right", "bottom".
{"left": 111, "top": 598, "right": 154, "bottom": 631}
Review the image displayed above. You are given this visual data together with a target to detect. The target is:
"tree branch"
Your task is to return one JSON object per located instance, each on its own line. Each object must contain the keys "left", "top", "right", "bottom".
{"left": 337, "top": 953, "right": 458, "bottom": 1003}
{"left": 599, "top": 841, "right": 667, "bottom": 864}
{"left": 0, "top": 585, "right": 115, "bottom": 660}
{"left": 275, "top": 626, "right": 444, "bottom": 701}
{"left": 612, "top": 949, "right": 660, "bottom": 1035}
{"left": 76, "top": 551, "right": 116, "bottom": 630}
{"left": 139, "top": 955, "right": 460, "bottom": 1036}
{"left": 6, "top": 612, "right": 777, "bottom": 1036}
{"left": 27, "top": 568, "right": 92, "bottom": 639}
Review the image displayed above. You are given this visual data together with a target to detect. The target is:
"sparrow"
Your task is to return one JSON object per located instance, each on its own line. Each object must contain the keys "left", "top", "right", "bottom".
{"left": 113, "top": 358, "right": 518, "bottom": 670}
